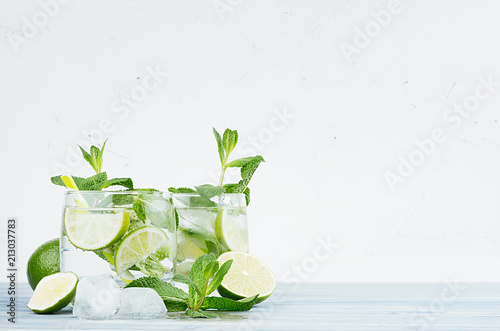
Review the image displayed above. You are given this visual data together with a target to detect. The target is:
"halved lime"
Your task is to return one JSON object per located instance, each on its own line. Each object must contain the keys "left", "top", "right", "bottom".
{"left": 215, "top": 210, "right": 248, "bottom": 252}
{"left": 64, "top": 208, "right": 130, "bottom": 251}
{"left": 114, "top": 226, "right": 169, "bottom": 277}
{"left": 28, "top": 272, "right": 78, "bottom": 314}
{"left": 217, "top": 252, "right": 275, "bottom": 304}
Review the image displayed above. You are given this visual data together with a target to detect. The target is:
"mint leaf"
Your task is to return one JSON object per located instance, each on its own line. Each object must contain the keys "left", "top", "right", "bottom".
{"left": 133, "top": 192, "right": 175, "bottom": 232}
{"left": 243, "top": 187, "right": 250, "bottom": 205}
{"left": 98, "top": 139, "right": 107, "bottom": 172}
{"left": 112, "top": 192, "right": 135, "bottom": 206}
{"left": 71, "top": 176, "right": 85, "bottom": 189}
{"left": 50, "top": 175, "right": 66, "bottom": 187}
{"left": 226, "top": 155, "right": 264, "bottom": 168}
{"left": 222, "top": 183, "right": 238, "bottom": 192}
{"left": 223, "top": 183, "right": 251, "bottom": 205}
{"left": 126, "top": 276, "right": 188, "bottom": 312}
{"left": 126, "top": 277, "right": 188, "bottom": 298}
{"left": 78, "top": 145, "right": 94, "bottom": 171}
{"left": 135, "top": 255, "right": 166, "bottom": 278}
{"left": 204, "top": 240, "right": 227, "bottom": 257}
{"left": 174, "top": 209, "right": 179, "bottom": 231}
{"left": 201, "top": 295, "right": 258, "bottom": 311}
{"left": 133, "top": 199, "right": 146, "bottom": 221}
{"left": 195, "top": 184, "right": 225, "bottom": 200}
{"left": 168, "top": 187, "right": 196, "bottom": 194}
{"left": 80, "top": 172, "right": 107, "bottom": 190}
{"left": 236, "top": 159, "right": 263, "bottom": 193}
{"left": 206, "top": 259, "right": 232, "bottom": 295}
{"left": 203, "top": 260, "right": 219, "bottom": 280}
{"left": 190, "top": 197, "right": 217, "bottom": 208}
{"left": 222, "top": 129, "right": 238, "bottom": 157}
{"left": 90, "top": 145, "right": 100, "bottom": 172}
{"left": 189, "top": 254, "right": 216, "bottom": 308}
{"left": 145, "top": 198, "right": 168, "bottom": 227}
{"left": 79, "top": 139, "right": 107, "bottom": 174}
{"left": 213, "top": 128, "right": 225, "bottom": 166}
{"left": 172, "top": 274, "right": 201, "bottom": 295}
{"left": 162, "top": 297, "right": 189, "bottom": 312}
{"left": 90, "top": 139, "right": 107, "bottom": 173}
{"left": 186, "top": 309, "right": 218, "bottom": 319}
{"left": 102, "top": 177, "right": 134, "bottom": 190}
{"left": 190, "top": 253, "right": 216, "bottom": 287}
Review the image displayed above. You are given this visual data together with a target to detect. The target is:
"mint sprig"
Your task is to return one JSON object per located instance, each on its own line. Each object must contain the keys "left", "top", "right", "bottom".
{"left": 212, "top": 128, "right": 264, "bottom": 205}
{"left": 51, "top": 140, "right": 134, "bottom": 191}
{"left": 79, "top": 139, "right": 107, "bottom": 174}
{"left": 125, "top": 253, "right": 259, "bottom": 318}
{"left": 167, "top": 128, "right": 264, "bottom": 206}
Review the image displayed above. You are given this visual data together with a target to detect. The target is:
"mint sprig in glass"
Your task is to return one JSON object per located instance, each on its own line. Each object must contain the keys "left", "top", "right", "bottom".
{"left": 53, "top": 141, "right": 176, "bottom": 284}
{"left": 171, "top": 128, "right": 264, "bottom": 275}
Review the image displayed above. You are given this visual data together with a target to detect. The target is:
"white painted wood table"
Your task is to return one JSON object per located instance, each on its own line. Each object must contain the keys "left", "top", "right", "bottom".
{"left": 2, "top": 282, "right": 500, "bottom": 330}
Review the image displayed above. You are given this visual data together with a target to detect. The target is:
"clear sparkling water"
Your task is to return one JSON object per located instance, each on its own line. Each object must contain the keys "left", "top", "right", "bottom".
{"left": 60, "top": 206, "right": 176, "bottom": 281}
{"left": 175, "top": 206, "right": 249, "bottom": 273}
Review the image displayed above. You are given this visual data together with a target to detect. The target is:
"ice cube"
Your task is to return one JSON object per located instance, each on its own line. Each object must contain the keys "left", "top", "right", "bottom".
{"left": 73, "top": 274, "right": 120, "bottom": 320}
{"left": 177, "top": 209, "right": 217, "bottom": 239}
{"left": 116, "top": 288, "right": 167, "bottom": 319}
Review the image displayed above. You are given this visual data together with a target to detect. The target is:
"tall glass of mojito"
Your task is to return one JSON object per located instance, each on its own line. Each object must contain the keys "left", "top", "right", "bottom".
{"left": 172, "top": 193, "right": 249, "bottom": 274}
{"left": 60, "top": 190, "right": 176, "bottom": 284}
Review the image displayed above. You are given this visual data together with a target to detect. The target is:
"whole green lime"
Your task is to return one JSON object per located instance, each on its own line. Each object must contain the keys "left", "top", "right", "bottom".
{"left": 27, "top": 238, "right": 60, "bottom": 290}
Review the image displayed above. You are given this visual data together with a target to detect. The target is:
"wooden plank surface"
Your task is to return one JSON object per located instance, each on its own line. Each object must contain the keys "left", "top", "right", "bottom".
{"left": 2, "top": 282, "right": 500, "bottom": 330}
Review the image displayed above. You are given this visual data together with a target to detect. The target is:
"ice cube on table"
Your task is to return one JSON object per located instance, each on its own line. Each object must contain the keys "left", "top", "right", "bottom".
{"left": 73, "top": 274, "right": 121, "bottom": 320}
{"left": 116, "top": 288, "right": 167, "bottom": 319}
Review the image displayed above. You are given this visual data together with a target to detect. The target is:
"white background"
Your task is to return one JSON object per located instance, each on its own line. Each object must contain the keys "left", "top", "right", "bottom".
{"left": 1, "top": 0, "right": 500, "bottom": 283}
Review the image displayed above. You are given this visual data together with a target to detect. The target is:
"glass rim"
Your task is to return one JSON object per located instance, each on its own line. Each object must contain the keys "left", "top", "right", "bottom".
{"left": 64, "top": 190, "right": 165, "bottom": 195}
{"left": 171, "top": 193, "right": 245, "bottom": 197}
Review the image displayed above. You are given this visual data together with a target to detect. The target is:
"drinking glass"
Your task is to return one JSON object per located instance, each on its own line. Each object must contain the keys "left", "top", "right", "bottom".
{"left": 172, "top": 193, "right": 249, "bottom": 274}
{"left": 60, "top": 190, "right": 176, "bottom": 284}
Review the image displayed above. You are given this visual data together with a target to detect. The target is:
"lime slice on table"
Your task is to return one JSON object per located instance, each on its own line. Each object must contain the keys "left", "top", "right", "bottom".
{"left": 114, "top": 226, "right": 169, "bottom": 277}
{"left": 28, "top": 272, "right": 78, "bottom": 314}
{"left": 64, "top": 208, "right": 130, "bottom": 251}
{"left": 217, "top": 252, "right": 276, "bottom": 304}
{"left": 215, "top": 210, "right": 248, "bottom": 252}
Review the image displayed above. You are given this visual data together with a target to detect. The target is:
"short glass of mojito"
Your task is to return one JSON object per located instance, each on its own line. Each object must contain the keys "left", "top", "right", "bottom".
{"left": 172, "top": 193, "right": 249, "bottom": 274}
{"left": 60, "top": 190, "right": 176, "bottom": 284}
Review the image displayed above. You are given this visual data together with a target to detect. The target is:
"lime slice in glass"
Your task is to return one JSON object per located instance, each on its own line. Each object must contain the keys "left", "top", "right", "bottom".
{"left": 217, "top": 252, "right": 275, "bottom": 304}
{"left": 64, "top": 208, "right": 130, "bottom": 251}
{"left": 177, "top": 231, "right": 206, "bottom": 261}
{"left": 114, "top": 226, "right": 169, "bottom": 277}
{"left": 215, "top": 211, "right": 248, "bottom": 252}
{"left": 27, "top": 272, "right": 78, "bottom": 314}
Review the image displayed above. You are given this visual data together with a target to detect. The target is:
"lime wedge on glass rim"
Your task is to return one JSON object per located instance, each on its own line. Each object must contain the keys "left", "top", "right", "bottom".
{"left": 64, "top": 208, "right": 130, "bottom": 251}
{"left": 114, "top": 226, "right": 169, "bottom": 277}
{"left": 27, "top": 272, "right": 78, "bottom": 314}
{"left": 217, "top": 252, "right": 275, "bottom": 304}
